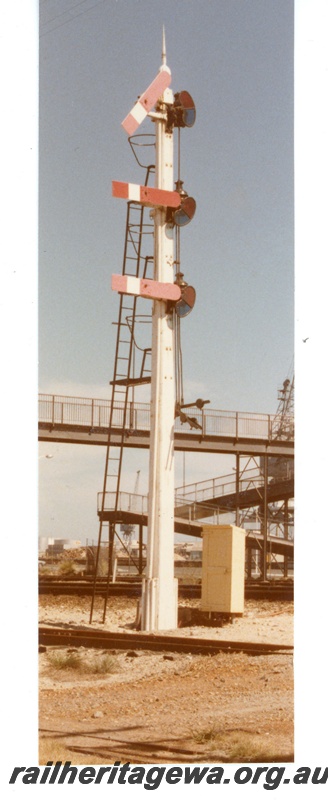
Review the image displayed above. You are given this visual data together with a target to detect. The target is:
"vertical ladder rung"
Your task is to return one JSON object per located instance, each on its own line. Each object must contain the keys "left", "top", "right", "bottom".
{"left": 91, "top": 175, "right": 153, "bottom": 623}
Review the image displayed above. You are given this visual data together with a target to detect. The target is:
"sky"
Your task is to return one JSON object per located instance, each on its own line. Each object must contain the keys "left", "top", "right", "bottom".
{"left": 3, "top": 0, "right": 328, "bottom": 779}
{"left": 37, "top": 0, "right": 295, "bottom": 545}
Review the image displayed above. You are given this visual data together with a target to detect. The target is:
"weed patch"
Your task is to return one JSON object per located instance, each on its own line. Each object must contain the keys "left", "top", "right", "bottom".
{"left": 87, "top": 654, "right": 118, "bottom": 675}
{"left": 46, "top": 650, "right": 118, "bottom": 675}
{"left": 192, "top": 724, "right": 218, "bottom": 745}
{"left": 227, "top": 731, "right": 287, "bottom": 763}
{"left": 47, "top": 651, "right": 82, "bottom": 671}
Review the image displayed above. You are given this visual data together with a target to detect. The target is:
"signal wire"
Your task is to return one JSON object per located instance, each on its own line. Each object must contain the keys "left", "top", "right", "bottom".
{"left": 174, "top": 128, "right": 184, "bottom": 408}
{"left": 174, "top": 223, "right": 184, "bottom": 409}
{"left": 40, "top": 0, "right": 106, "bottom": 37}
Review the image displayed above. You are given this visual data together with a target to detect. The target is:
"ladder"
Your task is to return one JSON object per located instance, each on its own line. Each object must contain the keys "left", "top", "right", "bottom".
{"left": 90, "top": 165, "right": 154, "bottom": 623}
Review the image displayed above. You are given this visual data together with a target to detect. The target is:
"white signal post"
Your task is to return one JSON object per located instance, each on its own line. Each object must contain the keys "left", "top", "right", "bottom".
{"left": 117, "top": 33, "right": 180, "bottom": 631}
{"left": 141, "top": 43, "right": 178, "bottom": 631}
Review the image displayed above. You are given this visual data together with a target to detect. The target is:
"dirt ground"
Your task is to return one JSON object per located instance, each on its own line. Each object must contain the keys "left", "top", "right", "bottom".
{"left": 39, "top": 595, "right": 294, "bottom": 764}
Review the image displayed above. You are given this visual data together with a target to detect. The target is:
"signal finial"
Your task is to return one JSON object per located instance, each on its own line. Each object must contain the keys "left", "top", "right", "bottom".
{"left": 161, "top": 26, "right": 167, "bottom": 67}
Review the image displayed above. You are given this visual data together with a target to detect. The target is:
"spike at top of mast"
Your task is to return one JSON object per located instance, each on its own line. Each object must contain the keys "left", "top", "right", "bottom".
{"left": 121, "top": 32, "right": 171, "bottom": 136}
{"left": 161, "top": 26, "right": 167, "bottom": 68}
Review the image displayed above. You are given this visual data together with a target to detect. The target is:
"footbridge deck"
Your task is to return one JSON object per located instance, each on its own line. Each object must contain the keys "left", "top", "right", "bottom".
{"left": 98, "top": 491, "right": 293, "bottom": 556}
{"left": 174, "top": 467, "right": 294, "bottom": 520}
{"left": 39, "top": 394, "right": 294, "bottom": 457}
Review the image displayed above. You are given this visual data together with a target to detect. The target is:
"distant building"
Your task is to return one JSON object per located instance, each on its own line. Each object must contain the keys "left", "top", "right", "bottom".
{"left": 186, "top": 543, "right": 203, "bottom": 562}
{"left": 38, "top": 537, "right": 81, "bottom": 555}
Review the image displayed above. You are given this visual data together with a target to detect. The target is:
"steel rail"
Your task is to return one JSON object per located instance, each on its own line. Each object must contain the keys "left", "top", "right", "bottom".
{"left": 39, "top": 625, "right": 293, "bottom": 657}
{"left": 38, "top": 578, "right": 294, "bottom": 600}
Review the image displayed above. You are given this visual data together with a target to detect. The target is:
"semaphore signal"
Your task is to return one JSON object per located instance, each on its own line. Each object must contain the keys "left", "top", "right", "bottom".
{"left": 111, "top": 29, "right": 197, "bottom": 631}
{"left": 121, "top": 67, "right": 172, "bottom": 136}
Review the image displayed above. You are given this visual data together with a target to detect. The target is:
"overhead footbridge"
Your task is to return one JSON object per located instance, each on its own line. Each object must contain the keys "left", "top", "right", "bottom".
{"left": 39, "top": 393, "right": 294, "bottom": 458}
{"left": 174, "top": 467, "right": 294, "bottom": 519}
{"left": 97, "top": 489, "right": 294, "bottom": 558}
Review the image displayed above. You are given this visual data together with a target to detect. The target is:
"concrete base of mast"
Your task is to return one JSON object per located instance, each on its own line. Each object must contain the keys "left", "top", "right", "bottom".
{"left": 141, "top": 577, "right": 178, "bottom": 631}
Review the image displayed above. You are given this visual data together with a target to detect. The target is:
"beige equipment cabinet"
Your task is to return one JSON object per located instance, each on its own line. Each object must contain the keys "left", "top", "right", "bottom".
{"left": 200, "top": 524, "right": 246, "bottom": 615}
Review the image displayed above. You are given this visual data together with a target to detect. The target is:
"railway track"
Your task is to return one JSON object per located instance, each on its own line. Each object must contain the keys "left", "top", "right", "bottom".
{"left": 39, "top": 578, "right": 293, "bottom": 601}
{"left": 39, "top": 625, "right": 293, "bottom": 657}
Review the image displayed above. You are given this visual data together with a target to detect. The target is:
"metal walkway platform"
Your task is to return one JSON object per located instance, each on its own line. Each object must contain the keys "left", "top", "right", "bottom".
{"left": 96, "top": 491, "right": 294, "bottom": 556}
{"left": 39, "top": 393, "right": 294, "bottom": 457}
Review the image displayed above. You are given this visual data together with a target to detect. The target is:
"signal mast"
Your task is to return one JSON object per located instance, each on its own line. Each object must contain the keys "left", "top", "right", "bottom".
{"left": 112, "top": 31, "right": 196, "bottom": 630}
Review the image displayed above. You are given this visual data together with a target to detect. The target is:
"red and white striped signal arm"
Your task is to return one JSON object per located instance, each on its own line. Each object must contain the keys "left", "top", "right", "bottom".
{"left": 112, "top": 274, "right": 181, "bottom": 303}
{"left": 121, "top": 68, "right": 171, "bottom": 135}
{"left": 112, "top": 181, "right": 181, "bottom": 209}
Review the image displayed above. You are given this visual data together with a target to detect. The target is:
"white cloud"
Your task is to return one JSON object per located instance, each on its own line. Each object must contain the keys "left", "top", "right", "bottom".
{"left": 38, "top": 378, "right": 111, "bottom": 400}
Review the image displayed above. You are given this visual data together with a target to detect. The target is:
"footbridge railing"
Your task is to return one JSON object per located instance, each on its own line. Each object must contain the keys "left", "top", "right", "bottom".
{"left": 175, "top": 464, "right": 294, "bottom": 506}
{"left": 39, "top": 393, "right": 294, "bottom": 443}
{"left": 96, "top": 490, "right": 293, "bottom": 550}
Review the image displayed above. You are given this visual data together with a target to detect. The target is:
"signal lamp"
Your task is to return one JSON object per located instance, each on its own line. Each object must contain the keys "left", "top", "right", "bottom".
{"left": 173, "top": 91, "right": 196, "bottom": 128}
{"left": 174, "top": 196, "right": 196, "bottom": 227}
{"left": 175, "top": 284, "right": 196, "bottom": 317}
